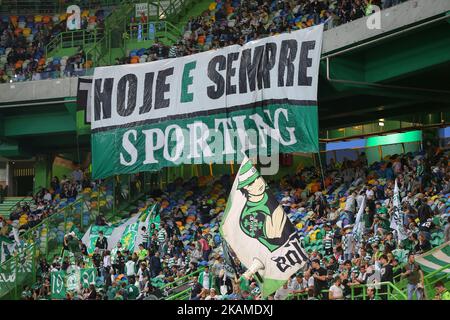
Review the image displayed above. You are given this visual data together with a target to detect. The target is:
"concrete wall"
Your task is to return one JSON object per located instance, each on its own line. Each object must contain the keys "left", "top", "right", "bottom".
{"left": 0, "top": 77, "right": 79, "bottom": 104}
{"left": 0, "top": 0, "right": 449, "bottom": 104}
{"left": 322, "top": 0, "right": 450, "bottom": 54}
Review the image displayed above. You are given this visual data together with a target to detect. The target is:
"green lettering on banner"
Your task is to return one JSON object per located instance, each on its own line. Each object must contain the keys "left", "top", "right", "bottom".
{"left": 180, "top": 61, "right": 196, "bottom": 103}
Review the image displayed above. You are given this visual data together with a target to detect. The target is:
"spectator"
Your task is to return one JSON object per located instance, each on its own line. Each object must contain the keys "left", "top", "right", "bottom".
{"left": 95, "top": 231, "right": 108, "bottom": 251}
{"left": 198, "top": 265, "right": 213, "bottom": 290}
{"left": 274, "top": 282, "right": 292, "bottom": 300}
{"left": 401, "top": 254, "right": 424, "bottom": 300}
{"left": 311, "top": 259, "right": 328, "bottom": 299}
{"left": 433, "top": 281, "right": 450, "bottom": 300}
{"left": 329, "top": 276, "right": 345, "bottom": 300}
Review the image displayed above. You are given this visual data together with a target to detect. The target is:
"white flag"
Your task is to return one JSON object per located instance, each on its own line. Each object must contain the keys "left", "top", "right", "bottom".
{"left": 219, "top": 156, "right": 307, "bottom": 297}
{"left": 390, "top": 179, "right": 408, "bottom": 241}
{"left": 352, "top": 196, "right": 366, "bottom": 247}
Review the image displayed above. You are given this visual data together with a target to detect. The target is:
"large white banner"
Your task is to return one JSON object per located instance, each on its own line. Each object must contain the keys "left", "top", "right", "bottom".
{"left": 90, "top": 25, "right": 323, "bottom": 130}
{"left": 89, "top": 25, "right": 323, "bottom": 179}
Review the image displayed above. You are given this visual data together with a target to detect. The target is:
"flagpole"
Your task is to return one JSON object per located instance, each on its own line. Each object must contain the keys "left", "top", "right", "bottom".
{"left": 316, "top": 152, "right": 326, "bottom": 190}
{"left": 222, "top": 240, "right": 239, "bottom": 277}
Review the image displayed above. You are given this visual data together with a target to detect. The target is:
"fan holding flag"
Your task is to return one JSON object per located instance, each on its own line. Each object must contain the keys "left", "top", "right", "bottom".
{"left": 390, "top": 179, "right": 409, "bottom": 245}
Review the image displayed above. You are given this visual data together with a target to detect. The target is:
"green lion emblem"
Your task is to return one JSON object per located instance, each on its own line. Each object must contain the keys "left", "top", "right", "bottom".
{"left": 237, "top": 159, "right": 295, "bottom": 252}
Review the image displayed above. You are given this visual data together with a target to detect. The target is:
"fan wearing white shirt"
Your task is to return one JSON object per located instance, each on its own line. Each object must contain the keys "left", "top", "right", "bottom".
{"left": 366, "top": 188, "right": 374, "bottom": 200}
{"left": 304, "top": 270, "right": 315, "bottom": 291}
{"left": 290, "top": 274, "right": 308, "bottom": 295}
{"left": 125, "top": 256, "right": 136, "bottom": 277}
{"left": 329, "top": 276, "right": 344, "bottom": 300}
{"left": 274, "top": 282, "right": 292, "bottom": 300}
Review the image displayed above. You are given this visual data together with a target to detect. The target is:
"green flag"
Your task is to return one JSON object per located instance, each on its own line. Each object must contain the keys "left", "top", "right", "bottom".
{"left": 120, "top": 222, "right": 140, "bottom": 252}
{"left": 51, "top": 271, "right": 66, "bottom": 299}
{"left": 80, "top": 268, "right": 97, "bottom": 289}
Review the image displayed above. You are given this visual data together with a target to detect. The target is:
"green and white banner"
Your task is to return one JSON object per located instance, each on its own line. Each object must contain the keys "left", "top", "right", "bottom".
{"left": 416, "top": 241, "right": 450, "bottom": 274}
{"left": 0, "top": 236, "right": 15, "bottom": 264}
{"left": 220, "top": 157, "right": 308, "bottom": 297}
{"left": 82, "top": 204, "right": 158, "bottom": 254}
{"left": 0, "top": 243, "right": 34, "bottom": 298}
{"left": 131, "top": 204, "right": 158, "bottom": 251}
{"left": 51, "top": 267, "right": 97, "bottom": 298}
{"left": 120, "top": 222, "right": 140, "bottom": 252}
{"left": 51, "top": 270, "right": 66, "bottom": 299}
{"left": 391, "top": 179, "right": 408, "bottom": 241}
{"left": 82, "top": 224, "right": 116, "bottom": 255}
{"left": 80, "top": 268, "right": 97, "bottom": 288}
{"left": 89, "top": 25, "right": 323, "bottom": 179}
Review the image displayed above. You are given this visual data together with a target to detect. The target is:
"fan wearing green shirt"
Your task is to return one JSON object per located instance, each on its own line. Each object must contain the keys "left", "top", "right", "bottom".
{"left": 114, "top": 290, "right": 124, "bottom": 300}
{"left": 137, "top": 244, "right": 148, "bottom": 262}
{"left": 434, "top": 281, "right": 450, "bottom": 300}
{"left": 126, "top": 277, "right": 140, "bottom": 300}
{"left": 106, "top": 282, "right": 118, "bottom": 300}
{"left": 376, "top": 207, "right": 390, "bottom": 230}
{"left": 235, "top": 274, "right": 251, "bottom": 293}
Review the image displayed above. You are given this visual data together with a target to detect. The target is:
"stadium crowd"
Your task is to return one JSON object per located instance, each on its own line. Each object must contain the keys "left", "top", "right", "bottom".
{"left": 0, "top": 0, "right": 409, "bottom": 79}
{"left": 0, "top": 7, "right": 105, "bottom": 83}
{"left": 23, "top": 144, "right": 450, "bottom": 300}
{"left": 118, "top": 0, "right": 408, "bottom": 64}
{"left": 0, "top": 167, "right": 92, "bottom": 246}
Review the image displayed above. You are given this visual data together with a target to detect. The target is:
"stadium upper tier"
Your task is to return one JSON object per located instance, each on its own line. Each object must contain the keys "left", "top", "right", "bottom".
{"left": 0, "top": 5, "right": 110, "bottom": 83}
{"left": 0, "top": 0, "right": 428, "bottom": 84}
{"left": 1, "top": 0, "right": 449, "bottom": 107}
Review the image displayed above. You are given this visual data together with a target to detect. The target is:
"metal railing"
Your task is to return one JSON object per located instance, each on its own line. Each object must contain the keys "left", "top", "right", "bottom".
{"left": 157, "top": 0, "right": 190, "bottom": 20}
{"left": 161, "top": 267, "right": 204, "bottom": 293}
{"left": 161, "top": 267, "right": 206, "bottom": 300}
{"left": 126, "top": 20, "right": 182, "bottom": 44}
{"left": 423, "top": 263, "right": 450, "bottom": 299}
{"left": 45, "top": 29, "right": 103, "bottom": 57}
{"left": 350, "top": 281, "right": 408, "bottom": 300}
{"left": 166, "top": 287, "right": 192, "bottom": 300}
{"left": 2, "top": 196, "right": 33, "bottom": 217}
{"left": 285, "top": 282, "right": 408, "bottom": 300}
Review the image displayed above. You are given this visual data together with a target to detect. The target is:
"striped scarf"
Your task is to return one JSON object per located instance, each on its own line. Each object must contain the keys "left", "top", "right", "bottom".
{"left": 168, "top": 257, "right": 175, "bottom": 269}
{"left": 157, "top": 229, "right": 166, "bottom": 243}
{"left": 324, "top": 231, "right": 333, "bottom": 249}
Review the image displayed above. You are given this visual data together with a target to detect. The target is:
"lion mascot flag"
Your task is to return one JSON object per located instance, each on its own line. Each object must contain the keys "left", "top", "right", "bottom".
{"left": 220, "top": 156, "right": 307, "bottom": 297}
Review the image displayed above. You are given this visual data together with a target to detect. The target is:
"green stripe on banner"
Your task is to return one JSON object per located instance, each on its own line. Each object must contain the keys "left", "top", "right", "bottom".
{"left": 92, "top": 104, "right": 318, "bottom": 179}
{"left": 262, "top": 278, "right": 287, "bottom": 298}
{"left": 423, "top": 254, "right": 449, "bottom": 268}
{"left": 441, "top": 245, "right": 450, "bottom": 256}
{"left": 418, "top": 264, "right": 435, "bottom": 274}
